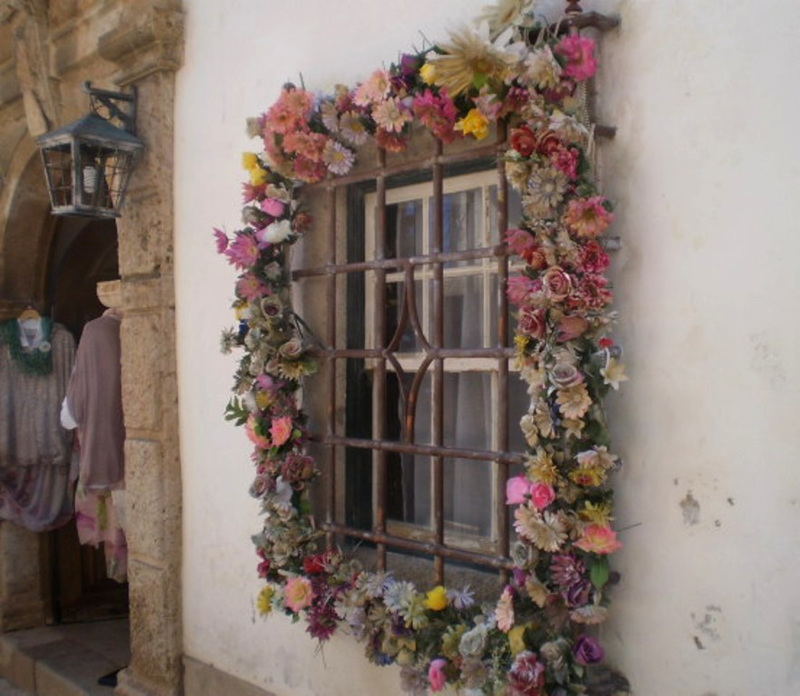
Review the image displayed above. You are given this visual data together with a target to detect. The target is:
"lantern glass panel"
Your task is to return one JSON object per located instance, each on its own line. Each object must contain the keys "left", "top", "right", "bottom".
{"left": 41, "top": 144, "right": 74, "bottom": 208}
{"left": 77, "top": 142, "right": 134, "bottom": 214}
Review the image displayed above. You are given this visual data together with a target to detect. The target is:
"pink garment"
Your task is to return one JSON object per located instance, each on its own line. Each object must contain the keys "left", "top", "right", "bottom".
{"left": 66, "top": 314, "right": 125, "bottom": 489}
{"left": 74, "top": 478, "right": 127, "bottom": 583}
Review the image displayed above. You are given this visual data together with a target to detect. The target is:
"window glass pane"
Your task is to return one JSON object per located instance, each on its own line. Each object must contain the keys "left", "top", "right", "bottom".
{"left": 445, "top": 457, "right": 492, "bottom": 538}
{"left": 443, "top": 371, "right": 492, "bottom": 450}
{"left": 430, "top": 188, "right": 482, "bottom": 267}
{"left": 488, "top": 185, "right": 523, "bottom": 241}
{"left": 387, "top": 199, "right": 422, "bottom": 259}
{"left": 443, "top": 275, "right": 484, "bottom": 349}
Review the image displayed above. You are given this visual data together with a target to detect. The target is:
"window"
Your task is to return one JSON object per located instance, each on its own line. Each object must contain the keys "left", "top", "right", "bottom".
{"left": 294, "top": 138, "right": 526, "bottom": 584}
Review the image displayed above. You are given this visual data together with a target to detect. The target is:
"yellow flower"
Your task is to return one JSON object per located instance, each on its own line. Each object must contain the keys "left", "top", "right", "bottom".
{"left": 455, "top": 108, "right": 490, "bottom": 140}
{"left": 249, "top": 166, "right": 268, "bottom": 186}
{"left": 256, "top": 585, "right": 275, "bottom": 615}
{"left": 424, "top": 585, "right": 448, "bottom": 611}
{"left": 242, "top": 152, "right": 259, "bottom": 170}
{"left": 255, "top": 391, "right": 275, "bottom": 410}
{"left": 508, "top": 625, "right": 527, "bottom": 656}
{"left": 600, "top": 357, "right": 628, "bottom": 390}
{"left": 580, "top": 500, "right": 614, "bottom": 526}
{"left": 419, "top": 62, "right": 437, "bottom": 85}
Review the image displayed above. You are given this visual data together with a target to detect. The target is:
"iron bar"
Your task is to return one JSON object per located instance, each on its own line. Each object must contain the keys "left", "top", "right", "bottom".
{"left": 292, "top": 244, "right": 511, "bottom": 280}
{"left": 494, "top": 121, "right": 511, "bottom": 582}
{"left": 374, "top": 148, "right": 388, "bottom": 570}
{"left": 321, "top": 434, "right": 524, "bottom": 466}
{"left": 325, "top": 185, "right": 337, "bottom": 550}
{"left": 431, "top": 139, "right": 445, "bottom": 583}
{"left": 320, "top": 522, "right": 514, "bottom": 571}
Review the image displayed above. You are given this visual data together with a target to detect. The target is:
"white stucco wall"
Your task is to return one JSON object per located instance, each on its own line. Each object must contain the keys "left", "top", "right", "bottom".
{"left": 174, "top": 1, "right": 800, "bottom": 695}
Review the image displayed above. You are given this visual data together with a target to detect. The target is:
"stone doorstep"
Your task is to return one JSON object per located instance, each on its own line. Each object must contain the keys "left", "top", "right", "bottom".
{"left": 0, "top": 620, "right": 129, "bottom": 696}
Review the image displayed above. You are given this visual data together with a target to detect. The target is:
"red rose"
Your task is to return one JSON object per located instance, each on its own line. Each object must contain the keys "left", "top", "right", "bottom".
{"left": 510, "top": 125, "right": 537, "bottom": 157}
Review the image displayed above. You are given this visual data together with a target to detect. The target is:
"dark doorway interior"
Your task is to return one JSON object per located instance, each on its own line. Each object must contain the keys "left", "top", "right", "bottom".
{"left": 45, "top": 216, "right": 128, "bottom": 623}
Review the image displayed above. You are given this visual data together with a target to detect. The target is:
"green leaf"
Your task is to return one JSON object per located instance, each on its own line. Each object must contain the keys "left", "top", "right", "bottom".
{"left": 590, "top": 556, "right": 610, "bottom": 589}
{"left": 224, "top": 398, "right": 249, "bottom": 426}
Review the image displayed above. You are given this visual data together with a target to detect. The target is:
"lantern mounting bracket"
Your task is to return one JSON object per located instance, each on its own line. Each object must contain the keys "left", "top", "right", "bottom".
{"left": 83, "top": 81, "right": 138, "bottom": 135}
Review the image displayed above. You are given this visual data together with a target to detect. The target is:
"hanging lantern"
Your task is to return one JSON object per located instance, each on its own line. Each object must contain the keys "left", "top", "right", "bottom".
{"left": 37, "top": 82, "right": 144, "bottom": 219}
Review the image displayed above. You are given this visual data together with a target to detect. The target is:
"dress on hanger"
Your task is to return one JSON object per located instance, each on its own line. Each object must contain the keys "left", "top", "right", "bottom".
{"left": 0, "top": 318, "right": 77, "bottom": 531}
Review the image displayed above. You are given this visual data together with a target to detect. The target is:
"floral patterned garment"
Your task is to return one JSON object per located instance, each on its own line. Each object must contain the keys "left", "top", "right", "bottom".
{"left": 0, "top": 321, "right": 77, "bottom": 531}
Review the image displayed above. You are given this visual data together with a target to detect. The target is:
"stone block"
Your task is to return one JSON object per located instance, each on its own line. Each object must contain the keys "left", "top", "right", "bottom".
{"left": 120, "top": 313, "right": 163, "bottom": 432}
{"left": 124, "top": 439, "right": 180, "bottom": 565}
{"left": 126, "top": 562, "right": 181, "bottom": 693}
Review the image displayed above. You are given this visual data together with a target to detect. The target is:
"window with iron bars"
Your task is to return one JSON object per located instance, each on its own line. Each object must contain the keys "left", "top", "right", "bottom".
{"left": 294, "top": 132, "right": 526, "bottom": 586}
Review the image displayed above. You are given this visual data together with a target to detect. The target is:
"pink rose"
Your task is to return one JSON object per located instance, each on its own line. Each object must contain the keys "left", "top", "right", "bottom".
{"left": 270, "top": 416, "right": 294, "bottom": 447}
{"left": 284, "top": 575, "right": 314, "bottom": 612}
{"left": 506, "top": 475, "right": 532, "bottom": 505}
{"left": 530, "top": 483, "right": 556, "bottom": 510}
{"left": 542, "top": 266, "right": 573, "bottom": 302}
{"left": 261, "top": 197, "right": 286, "bottom": 217}
{"left": 518, "top": 308, "right": 547, "bottom": 340}
{"left": 428, "top": 659, "right": 447, "bottom": 692}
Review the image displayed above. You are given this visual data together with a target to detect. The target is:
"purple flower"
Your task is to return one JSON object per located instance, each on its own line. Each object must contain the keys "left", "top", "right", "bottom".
{"left": 573, "top": 634, "right": 604, "bottom": 665}
{"left": 213, "top": 227, "right": 228, "bottom": 254}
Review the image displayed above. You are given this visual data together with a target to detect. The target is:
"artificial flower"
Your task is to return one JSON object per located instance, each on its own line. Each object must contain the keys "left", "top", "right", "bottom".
{"left": 556, "top": 382, "right": 592, "bottom": 420}
{"left": 353, "top": 69, "right": 391, "bottom": 106}
{"left": 601, "top": 357, "right": 628, "bottom": 390}
{"left": 563, "top": 196, "right": 614, "bottom": 237}
{"left": 270, "top": 416, "right": 294, "bottom": 447}
{"left": 322, "top": 140, "right": 355, "bottom": 176}
{"left": 455, "top": 108, "right": 490, "bottom": 140}
{"left": 522, "top": 45, "right": 563, "bottom": 89}
{"left": 245, "top": 414, "right": 271, "bottom": 449}
{"left": 476, "top": 0, "right": 534, "bottom": 40}
{"left": 260, "top": 197, "right": 286, "bottom": 217}
{"left": 429, "top": 25, "right": 521, "bottom": 97}
{"left": 555, "top": 34, "right": 598, "bottom": 82}
{"left": 339, "top": 111, "right": 369, "bottom": 146}
{"left": 428, "top": 659, "right": 448, "bottom": 692}
{"left": 523, "top": 166, "right": 568, "bottom": 217}
{"left": 574, "top": 525, "right": 623, "bottom": 555}
{"left": 506, "top": 474, "right": 531, "bottom": 505}
{"left": 573, "top": 634, "right": 605, "bottom": 665}
{"left": 256, "top": 585, "right": 275, "bottom": 615}
{"left": 508, "top": 651, "right": 546, "bottom": 696}
{"left": 212, "top": 227, "right": 228, "bottom": 254}
{"left": 372, "top": 96, "right": 413, "bottom": 133}
{"left": 514, "top": 506, "right": 567, "bottom": 552}
{"left": 419, "top": 62, "right": 436, "bottom": 85}
{"left": 285, "top": 575, "right": 314, "bottom": 612}
{"left": 242, "top": 152, "right": 259, "bottom": 170}
{"left": 496, "top": 585, "right": 515, "bottom": 632}
{"left": 424, "top": 585, "right": 448, "bottom": 611}
{"left": 530, "top": 482, "right": 556, "bottom": 510}
{"left": 508, "top": 625, "right": 527, "bottom": 656}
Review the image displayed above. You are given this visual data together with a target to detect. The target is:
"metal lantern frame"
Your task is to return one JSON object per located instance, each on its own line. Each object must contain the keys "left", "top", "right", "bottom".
{"left": 37, "top": 82, "right": 144, "bottom": 219}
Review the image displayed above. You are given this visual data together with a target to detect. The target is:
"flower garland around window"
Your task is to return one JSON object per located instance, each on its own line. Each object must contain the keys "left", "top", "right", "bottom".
{"left": 214, "top": 1, "right": 628, "bottom": 693}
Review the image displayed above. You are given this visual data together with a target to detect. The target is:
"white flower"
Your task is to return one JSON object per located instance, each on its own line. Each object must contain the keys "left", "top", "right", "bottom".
{"left": 38, "top": 341, "right": 51, "bottom": 353}
{"left": 262, "top": 219, "right": 293, "bottom": 244}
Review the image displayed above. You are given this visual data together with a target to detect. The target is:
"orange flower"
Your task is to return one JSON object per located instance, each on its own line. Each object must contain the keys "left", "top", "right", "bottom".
{"left": 574, "top": 525, "right": 622, "bottom": 555}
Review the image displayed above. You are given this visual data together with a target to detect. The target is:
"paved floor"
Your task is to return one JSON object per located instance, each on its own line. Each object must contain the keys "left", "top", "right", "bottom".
{"left": 0, "top": 619, "right": 129, "bottom": 696}
{"left": 0, "top": 676, "right": 30, "bottom": 695}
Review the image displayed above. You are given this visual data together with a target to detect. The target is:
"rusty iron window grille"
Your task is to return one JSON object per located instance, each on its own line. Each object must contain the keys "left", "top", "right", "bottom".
{"left": 295, "top": 128, "right": 531, "bottom": 584}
